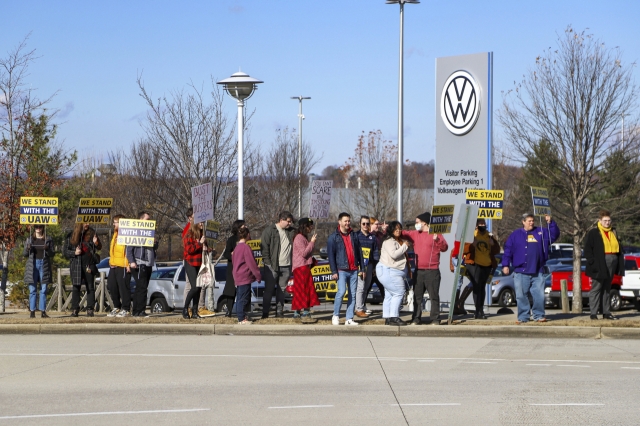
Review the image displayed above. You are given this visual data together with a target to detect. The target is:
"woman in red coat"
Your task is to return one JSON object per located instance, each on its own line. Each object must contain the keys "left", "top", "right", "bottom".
{"left": 291, "top": 218, "right": 320, "bottom": 323}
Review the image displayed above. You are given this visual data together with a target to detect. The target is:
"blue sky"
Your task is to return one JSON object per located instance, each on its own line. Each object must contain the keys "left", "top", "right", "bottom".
{"left": 4, "top": 0, "right": 639, "bottom": 174}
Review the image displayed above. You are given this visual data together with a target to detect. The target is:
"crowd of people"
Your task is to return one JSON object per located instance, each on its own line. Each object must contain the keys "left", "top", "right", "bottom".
{"left": 24, "top": 204, "right": 628, "bottom": 325}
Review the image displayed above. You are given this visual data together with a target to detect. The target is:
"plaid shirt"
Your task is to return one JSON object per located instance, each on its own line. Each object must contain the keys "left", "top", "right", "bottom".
{"left": 183, "top": 236, "right": 203, "bottom": 267}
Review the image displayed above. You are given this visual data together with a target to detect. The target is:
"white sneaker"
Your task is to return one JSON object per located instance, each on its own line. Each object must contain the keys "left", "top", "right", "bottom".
{"left": 345, "top": 319, "right": 359, "bottom": 326}
{"left": 332, "top": 315, "right": 340, "bottom": 326}
{"left": 116, "top": 310, "right": 130, "bottom": 317}
{"left": 365, "top": 309, "right": 372, "bottom": 315}
{"left": 107, "top": 308, "right": 120, "bottom": 317}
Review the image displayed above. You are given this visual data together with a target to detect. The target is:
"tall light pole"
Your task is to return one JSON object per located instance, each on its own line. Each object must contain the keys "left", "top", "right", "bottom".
{"left": 387, "top": 0, "right": 419, "bottom": 223}
{"left": 217, "top": 71, "right": 263, "bottom": 220}
{"left": 291, "top": 96, "right": 311, "bottom": 218}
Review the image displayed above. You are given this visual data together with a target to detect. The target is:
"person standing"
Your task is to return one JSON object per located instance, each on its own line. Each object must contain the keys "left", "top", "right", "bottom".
{"left": 220, "top": 220, "right": 246, "bottom": 317}
{"left": 502, "top": 213, "right": 559, "bottom": 324}
{"left": 462, "top": 219, "right": 500, "bottom": 319}
{"left": 365, "top": 217, "right": 385, "bottom": 306}
{"left": 181, "top": 221, "right": 206, "bottom": 319}
{"left": 291, "top": 218, "right": 320, "bottom": 323}
{"left": 402, "top": 212, "right": 449, "bottom": 325}
{"left": 107, "top": 215, "right": 132, "bottom": 317}
{"left": 327, "top": 212, "right": 364, "bottom": 326}
{"left": 354, "top": 216, "right": 377, "bottom": 318}
{"left": 126, "top": 211, "right": 156, "bottom": 318}
{"left": 232, "top": 227, "right": 261, "bottom": 324}
{"left": 64, "top": 223, "right": 102, "bottom": 317}
{"left": 377, "top": 221, "right": 409, "bottom": 326}
{"left": 584, "top": 210, "right": 624, "bottom": 320}
{"left": 23, "top": 225, "right": 54, "bottom": 318}
{"left": 260, "top": 211, "right": 296, "bottom": 319}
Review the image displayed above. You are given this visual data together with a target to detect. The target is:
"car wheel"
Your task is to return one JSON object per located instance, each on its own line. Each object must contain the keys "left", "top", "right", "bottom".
{"left": 216, "top": 297, "right": 232, "bottom": 314}
{"left": 609, "top": 289, "right": 622, "bottom": 312}
{"left": 150, "top": 297, "right": 169, "bottom": 313}
{"left": 498, "top": 289, "right": 515, "bottom": 307}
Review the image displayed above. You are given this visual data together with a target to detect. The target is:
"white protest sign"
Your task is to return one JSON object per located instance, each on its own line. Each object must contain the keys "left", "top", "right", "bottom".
{"left": 191, "top": 182, "right": 214, "bottom": 223}
{"left": 309, "top": 180, "right": 332, "bottom": 219}
{"left": 455, "top": 203, "right": 479, "bottom": 244}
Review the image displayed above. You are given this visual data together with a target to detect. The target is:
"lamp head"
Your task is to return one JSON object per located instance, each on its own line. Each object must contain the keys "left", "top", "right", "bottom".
{"left": 217, "top": 71, "right": 263, "bottom": 101}
{"left": 385, "top": 0, "right": 420, "bottom": 3}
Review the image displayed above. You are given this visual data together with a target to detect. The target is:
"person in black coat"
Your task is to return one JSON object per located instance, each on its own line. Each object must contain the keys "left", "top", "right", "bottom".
{"left": 221, "top": 220, "right": 246, "bottom": 317}
{"left": 24, "top": 224, "right": 55, "bottom": 318}
{"left": 584, "top": 209, "right": 625, "bottom": 320}
{"left": 63, "top": 223, "right": 102, "bottom": 317}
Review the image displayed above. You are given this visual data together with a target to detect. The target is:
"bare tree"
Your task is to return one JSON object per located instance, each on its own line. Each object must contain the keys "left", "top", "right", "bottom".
{"left": 499, "top": 27, "right": 639, "bottom": 312}
{"left": 245, "top": 127, "right": 321, "bottom": 229}
{"left": 110, "top": 76, "right": 241, "bottom": 238}
{"left": 337, "top": 130, "right": 426, "bottom": 222}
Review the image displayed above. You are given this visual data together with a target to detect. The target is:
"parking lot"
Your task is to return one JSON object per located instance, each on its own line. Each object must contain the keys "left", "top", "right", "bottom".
{"left": 2, "top": 334, "right": 640, "bottom": 425}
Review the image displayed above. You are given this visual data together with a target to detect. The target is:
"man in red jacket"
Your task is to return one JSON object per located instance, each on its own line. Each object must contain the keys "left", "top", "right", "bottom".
{"left": 402, "top": 212, "right": 449, "bottom": 325}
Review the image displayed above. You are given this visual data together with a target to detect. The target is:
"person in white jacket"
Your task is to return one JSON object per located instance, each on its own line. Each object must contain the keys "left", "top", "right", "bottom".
{"left": 376, "top": 221, "right": 409, "bottom": 326}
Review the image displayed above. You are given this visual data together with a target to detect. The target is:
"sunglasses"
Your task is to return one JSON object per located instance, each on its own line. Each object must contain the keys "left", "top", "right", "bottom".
{"left": 361, "top": 222, "right": 370, "bottom": 226}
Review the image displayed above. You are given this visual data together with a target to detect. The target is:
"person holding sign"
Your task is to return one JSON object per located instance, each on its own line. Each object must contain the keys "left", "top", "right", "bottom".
{"left": 327, "top": 212, "right": 365, "bottom": 326}
{"left": 377, "top": 221, "right": 409, "bottom": 326}
{"left": 402, "top": 212, "right": 449, "bottom": 325}
{"left": 584, "top": 210, "right": 625, "bottom": 320}
{"left": 126, "top": 212, "right": 157, "bottom": 318}
{"left": 107, "top": 215, "right": 132, "bottom": 317}
{"left": 23, "top": 225, "right": 55, "bottom": 318}
{"left": 462, "top": 219, "right": 500, "bottom": 319}
{"left": 502, "top": 213, "right": 559, "bottom": 324}
{"left": 64, "top": 223, "right": 102, "bottom": 317}
{"left": 181, "top": 221, "right": 208, "bottom": 319}
{"left": 291, "top": 218, "right": 320, "bottom": 323}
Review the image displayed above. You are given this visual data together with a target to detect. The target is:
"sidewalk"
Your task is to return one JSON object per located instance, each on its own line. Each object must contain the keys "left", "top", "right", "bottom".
{"left": 2, "top": 306, "right": 640, "bottom": 338}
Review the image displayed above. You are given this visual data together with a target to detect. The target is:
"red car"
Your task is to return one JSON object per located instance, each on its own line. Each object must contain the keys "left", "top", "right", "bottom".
{"left": 549, "top": 266, "right": 623, "bottom": 311}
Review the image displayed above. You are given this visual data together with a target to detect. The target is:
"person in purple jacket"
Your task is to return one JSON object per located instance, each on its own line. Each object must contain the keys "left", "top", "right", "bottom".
{"left": 502, "top": 213, "right": 559, "bottom": 324}
{"left": 232, "top": 227, "right": 261, "bottom": 324}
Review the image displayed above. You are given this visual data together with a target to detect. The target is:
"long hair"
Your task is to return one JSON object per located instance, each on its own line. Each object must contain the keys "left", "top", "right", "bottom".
{"left": 70, "top": 223, "right": 84, "bottom": 246}
{"left": 231, "top": 220, "right": 245, "bottom": 236}
{"left": 384, "top": 221, "right": 403, "bottom": 243}
{"left": 186, "top": 222, "right": 203, "bottom": 240}
{"left": 297, "top": 222, "right": 314, "bottom": 238}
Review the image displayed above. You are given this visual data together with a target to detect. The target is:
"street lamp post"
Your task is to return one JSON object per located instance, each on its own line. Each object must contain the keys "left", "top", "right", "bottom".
{"left": 217, "top": 71, "right": 263, "bottom": 220}
{"left": 291, "top": 96, "right": 311, "bottom": 218}
{"left": 387, "top": 0, "right": 419, "bottom": 223}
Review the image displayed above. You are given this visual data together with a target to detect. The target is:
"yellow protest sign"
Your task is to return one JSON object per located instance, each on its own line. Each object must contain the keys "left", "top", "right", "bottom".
{"left": 465, "top": 189, "right": 504, "bottom": 220}
{"left": 19, "top": 197, "right": 59, "bottom": 225}
{"left": 117, "top": 219, "right": 156, "bottom": 247}
{"left": 76, "top": 198, "right": 113, "bottom": 224}
{"left": 430, "top": 204, "right": 455, "bottom": 234}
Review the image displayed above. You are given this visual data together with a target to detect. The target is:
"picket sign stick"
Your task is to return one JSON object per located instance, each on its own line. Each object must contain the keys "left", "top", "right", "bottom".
{"left": 448, "top": 206, "right": 471, "bottom": 325}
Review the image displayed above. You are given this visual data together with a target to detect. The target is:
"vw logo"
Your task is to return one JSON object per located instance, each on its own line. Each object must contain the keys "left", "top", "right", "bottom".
{"left": 440, "top": 70, "right": 481, "bottom": 136}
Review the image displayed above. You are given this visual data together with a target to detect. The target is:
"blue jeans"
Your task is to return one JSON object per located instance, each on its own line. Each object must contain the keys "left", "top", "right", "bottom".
{"left": 236, "top": 284, "right": 252, "bottom": 322}
{"left": 376, "top": 264, "right": 406, "bottom": 318}
{"left": 29, "top": 259, "right": 47, "bottom": 311}
{"left": 513, "top": 271, "right": 545, "bottom": 322}
{"left": 333, "top": 270, "right": 358, "bottom": 319}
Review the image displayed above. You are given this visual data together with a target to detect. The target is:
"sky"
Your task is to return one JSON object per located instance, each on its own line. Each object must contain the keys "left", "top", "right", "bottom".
{"left": 3, "top": 0, "right": 639, "bottom": 175}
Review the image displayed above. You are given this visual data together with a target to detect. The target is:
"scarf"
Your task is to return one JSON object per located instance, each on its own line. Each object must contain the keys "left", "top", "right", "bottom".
{"left": 597, "top": 222, "right": 619, "bottom": 254}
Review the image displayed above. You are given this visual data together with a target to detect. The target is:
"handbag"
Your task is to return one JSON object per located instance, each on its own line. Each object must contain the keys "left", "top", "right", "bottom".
{"left": 196, "top": 251, "right": 214, "bottom": 288}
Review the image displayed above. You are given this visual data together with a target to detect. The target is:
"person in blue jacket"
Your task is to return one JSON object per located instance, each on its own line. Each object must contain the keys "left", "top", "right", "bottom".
{"left": 502, "top": 213, "right": 559, "bottom": 323}
{"left": 327, "top": 212, "right": 365, "bottom": 326}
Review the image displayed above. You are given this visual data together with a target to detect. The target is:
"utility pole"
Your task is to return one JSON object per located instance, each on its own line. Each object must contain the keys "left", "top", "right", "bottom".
{"left": 291, "top": 96, "right": 311, "bottom": 218}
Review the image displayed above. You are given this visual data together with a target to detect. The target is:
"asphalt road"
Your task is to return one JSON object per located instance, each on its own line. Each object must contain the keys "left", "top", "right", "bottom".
{"left": 2, "top": 335, "right": 640, "bottom": 425}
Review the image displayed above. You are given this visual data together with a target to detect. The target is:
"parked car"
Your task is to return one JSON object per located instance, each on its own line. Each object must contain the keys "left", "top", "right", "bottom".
{"left": 490, "top": 263, "right": 560, "bottom": 308}
{"left": 548, "top": 263, "right": 624, "bottom": 311}
{"left": 146, "top": 262, "right": 278, "bottom": 314}
{"left": 618, "top": 255, "right": 640, "bottom": 309}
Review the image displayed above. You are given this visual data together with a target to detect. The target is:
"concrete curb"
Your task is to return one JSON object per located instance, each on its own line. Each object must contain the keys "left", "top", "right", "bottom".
{"left": 600, "top": 327, "right": 640, "bottom": 339}
{"left": 2, "top": 324, "right": 639, "bottom": 339}
{"left": 215, "top": 324, "right": 398, "bottom": 336}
